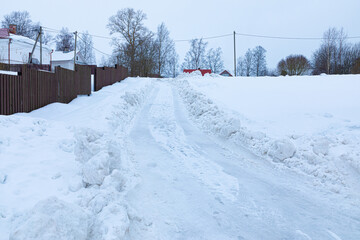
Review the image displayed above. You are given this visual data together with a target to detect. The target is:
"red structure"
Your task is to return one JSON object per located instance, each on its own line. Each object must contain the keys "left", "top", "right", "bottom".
{"left": 183, "top": 69, "right": 212, "bottom": 76}
{"left": 0, "top": 28, "right": 9, "bottom": 39}
{"left": 220, "top": 70, "right": 233, "bottom": 77}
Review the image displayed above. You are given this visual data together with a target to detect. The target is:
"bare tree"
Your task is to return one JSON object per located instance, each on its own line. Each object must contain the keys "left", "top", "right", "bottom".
{"left": 42, "top": 32, "right": 53, "bottom": 45}
{"left": 137, "top": 36, "right": 157, "bottom": 76}
{"left": 55, "top": 27, "right": 74, "bottom": 51}
{"left": 323, "top": 27, "right": 338, "bottom": 74}
{"left": 166, "top": 49, "right": 179, "bottom": 78}
{"left": 155, "top": 23, "right": 175, "bottom": 76}
{"left": 252, "top": 45, "right": 267, "bottom": 76}
{"left": 205, "top": 47, "right": 224, "bottom": 73}
{"left": 277, "top": 55, "right": 311, "bottom": 76}
{"left": 312, "top": 27, "right": 360, "bottom": 75}
{"left": 336, "top": 28, "right": 347, "bottom": 73}
{"left": 183, "top": 38, "right": 208, "bottom": 69}
{"left": 1, "top": 11, "right": 38, "bottom": 39}
{"left": 344, "top": 42, "right": 360, "bottom": 74}
{"left": 78, "top": 31, "right": 96, "bottom": 64}
{"left": 107, "top": 8, "right": 153, "bottom": 76}
{"left": 236, "top": 57, "right": 246, "bottom": 76}
{"left": 351, "top": 57, "right": 360, "bottom": 74}
{"left": 244, "top": 49, "right": 253, "bottom": 76}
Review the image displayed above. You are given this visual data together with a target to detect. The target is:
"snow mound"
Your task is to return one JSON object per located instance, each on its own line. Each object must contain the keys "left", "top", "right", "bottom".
{"left": 97, "top": 203, "right": 130, "bottom": 239}
{"left": 268, "top": 139, "right": 296, "bottom": 161}
{"left": 174, "top": 77, "right": 357, "bottom": 191}
{"left": 82, "top": 151, "right": 110, "bottom": 185}
{"left": 312, "top": 138, "right": 330, "bottom": 156}
{"left": 74, "top": 128, "right": 104, "bottom": 163}
{"left": 10, "top": 197, "right": 92, "bottom": 240}
{"left": 109, "top": 86, "right": 152, "bottom": 132}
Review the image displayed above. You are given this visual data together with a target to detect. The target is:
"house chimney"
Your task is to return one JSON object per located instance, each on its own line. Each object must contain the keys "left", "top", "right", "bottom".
{"left": 9, "top": 24, "right": 16, "bottom": 34}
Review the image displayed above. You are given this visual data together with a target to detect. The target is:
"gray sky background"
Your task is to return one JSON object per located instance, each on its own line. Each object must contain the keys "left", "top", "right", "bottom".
{"left": 1, "top": 0, "right": 359, "bottom": 72}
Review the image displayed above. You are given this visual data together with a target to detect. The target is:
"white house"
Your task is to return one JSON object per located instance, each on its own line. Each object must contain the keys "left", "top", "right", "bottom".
{"left": 0, "top": 28, "right": 52, "bottom": 65}
{"left": 51, "top": 51, "right": 87, "bottom": 71}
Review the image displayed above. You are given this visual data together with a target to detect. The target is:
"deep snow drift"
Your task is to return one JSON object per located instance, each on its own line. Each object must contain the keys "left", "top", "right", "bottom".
{"left": 1, "top": 73, "right": 360, "bottom": 239}
{"left": 0, "top": 78, "right": 154, "bottom": 239}
{"left": 176, "top": 73, "right": 360, "bottom": 195}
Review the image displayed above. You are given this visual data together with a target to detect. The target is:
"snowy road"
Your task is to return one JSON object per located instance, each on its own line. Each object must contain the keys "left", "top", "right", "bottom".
{"left": 125, "top": 81, "right": 360, "bottom": 240}
{"left": 2, "top": 77, "right": 360, "bottom": 239}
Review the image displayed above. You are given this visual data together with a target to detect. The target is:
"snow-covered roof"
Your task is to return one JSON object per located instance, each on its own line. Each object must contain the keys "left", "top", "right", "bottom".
{"left": 52, "top": 51, "right": 76, "bottom": 61}
{"left": 52, "top": 51, "right": 74, "bottom": 61}
{"left": 220, "top": 70, "right": 233, "bottom": 76}
{"left": 6, "top": 33, "right": 52, "bottom": 52}
{"left": 51, "top": 51, "right": 87, "bottom": 64}
{"left": 0, "top": 33, "right": 52, "bottom": 64}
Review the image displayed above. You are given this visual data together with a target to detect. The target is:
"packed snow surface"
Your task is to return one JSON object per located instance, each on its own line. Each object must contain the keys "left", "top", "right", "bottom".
{"left": 1, "top": 73, "right": 360, "bottom": 239}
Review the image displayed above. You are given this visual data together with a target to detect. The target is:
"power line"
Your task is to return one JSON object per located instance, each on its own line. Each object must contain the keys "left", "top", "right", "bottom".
{"left": 42, "top": 26, "right": 120, "bottom": 40}
{"left": 235, "top": 32, "right": 360, "bottom": 40}
{"left": 77, "top": 35, "right": 112, "bottom": 57}
{"left": 43, "top": 25, "right": 360, "bottom": 43}
{"left": 174, "top": 33, "right": 233, "bottom": 42}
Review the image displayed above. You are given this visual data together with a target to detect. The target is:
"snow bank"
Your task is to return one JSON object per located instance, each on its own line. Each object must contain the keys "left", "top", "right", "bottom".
{"left": 174, "top": 76, "right": 360, "bottom": 193}
{"left": 10, "top": 197, "right": 92, "bottom": 240}
{"left": 0, "top": 78, "right": 154, "bottom": 239}
{"left": 0, "top": 70, "right": 18, "bottom": 76}
{"left": 268, "top": 139, "right": 296, "bottom": 161}
{"left": 71, "top": 79, "right": 153, "bottom": 239}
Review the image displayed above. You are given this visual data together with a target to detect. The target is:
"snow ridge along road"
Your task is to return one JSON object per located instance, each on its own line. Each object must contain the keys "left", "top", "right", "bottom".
{"left": 175, "top": 75, "right": 360, "bottom": 196}
{"left": 126, "top": 80, "right": 360, "bottom": 240}
{"left": 1, "top": 77, "right": 360, "bottom": 239}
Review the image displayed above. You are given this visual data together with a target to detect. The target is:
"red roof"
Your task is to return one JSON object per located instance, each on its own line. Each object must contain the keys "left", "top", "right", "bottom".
{"left": 183, "top": 69, "right": 212, "bottom": 76}
{"left": 220, "top": 70, "right": 233, "bottom": 77}
{"left": 0, "top": 28, "right": 9, "bottom": 39}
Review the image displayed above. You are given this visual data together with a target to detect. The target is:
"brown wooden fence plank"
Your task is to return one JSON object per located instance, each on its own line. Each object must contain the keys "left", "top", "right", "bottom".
{"left": 1, "top": 63, "right": 126, "bottom": 115}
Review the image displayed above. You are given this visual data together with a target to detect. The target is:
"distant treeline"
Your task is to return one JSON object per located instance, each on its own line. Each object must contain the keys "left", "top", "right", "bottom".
{"left": 1, "top": 10, "right": 359, "bottom": 77}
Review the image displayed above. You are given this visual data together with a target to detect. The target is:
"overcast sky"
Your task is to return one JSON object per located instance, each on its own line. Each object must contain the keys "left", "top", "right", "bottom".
{"left": 1, "top": 0, "right": 359, "bottom": 72}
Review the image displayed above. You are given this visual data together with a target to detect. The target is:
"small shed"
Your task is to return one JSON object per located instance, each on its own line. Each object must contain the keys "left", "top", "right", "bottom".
{"left": 183, "top": 69, "right": 212, "bottom": 76}
{"left": 220, "top": 70, "right": 233, "bottom": 77}
{"left": 51, "top": 51, "right": 86, "bottom": 71}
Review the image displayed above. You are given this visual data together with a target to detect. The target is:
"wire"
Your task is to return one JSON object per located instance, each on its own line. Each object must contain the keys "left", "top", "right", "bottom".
{"left": 26, "top": 26, "right": 360, "bottom": 42}
{"left": 235, "top": 32, "right": 360, "bottom": 40}
{"left": 77, "top": 35, "right": 112, "bottom": 56}
{"left": 43, "top": 26, "right": 122, "bottom": 40}
{"left": 174, "top": 33, "right": 233, "bottom": 42}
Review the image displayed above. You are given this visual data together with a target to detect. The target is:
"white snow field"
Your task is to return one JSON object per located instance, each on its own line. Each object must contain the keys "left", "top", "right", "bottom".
{"left": 1, "top": 73, "right": 360, "bottom": 239}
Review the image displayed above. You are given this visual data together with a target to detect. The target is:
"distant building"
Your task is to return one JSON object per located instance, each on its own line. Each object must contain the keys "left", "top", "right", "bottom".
{"left": 51, "top": 51, "right": 86, "bottom": 71}
{"left": 0, "top": 28, "right": 52, "bottom": 65}
{"left": 0, "top": 28, "right": 9, "bottom": 39}
{"left": 220, "top": 70, "right": 233, "bottom": 77}
{"left": 183, "top": 68, "right": 212, "bottom": 76}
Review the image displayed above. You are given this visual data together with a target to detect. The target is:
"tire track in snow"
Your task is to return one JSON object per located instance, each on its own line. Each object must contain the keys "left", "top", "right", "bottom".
{"left": 147, "top": 83, "right": 239, "bottom": 202}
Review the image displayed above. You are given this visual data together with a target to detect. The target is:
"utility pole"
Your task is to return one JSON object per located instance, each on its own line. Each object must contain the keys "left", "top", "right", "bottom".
{"left": 233, "top": 31, "right": 237, "bottom": 77}
{"left": 8, "top": 39, "right": 11, "bottom": 65}
{"left": 40, "top": 26, "right": 42, "bottom": 65}
{"left": 28, "top": 31, "right": 41, "bottom": 64}
{"left": 74, "top": 31, "right": 78, "bottom": 71}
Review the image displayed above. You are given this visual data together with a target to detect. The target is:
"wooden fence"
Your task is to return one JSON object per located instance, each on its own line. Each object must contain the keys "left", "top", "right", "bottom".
{"left": 0, "top": 64, "right": 128, "bottom": 115}
{"left": 94, "top": 65, "right": 128, "bottom": 91}
{"left": 0, "top": 63, "right": 50, "bottom": 72}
